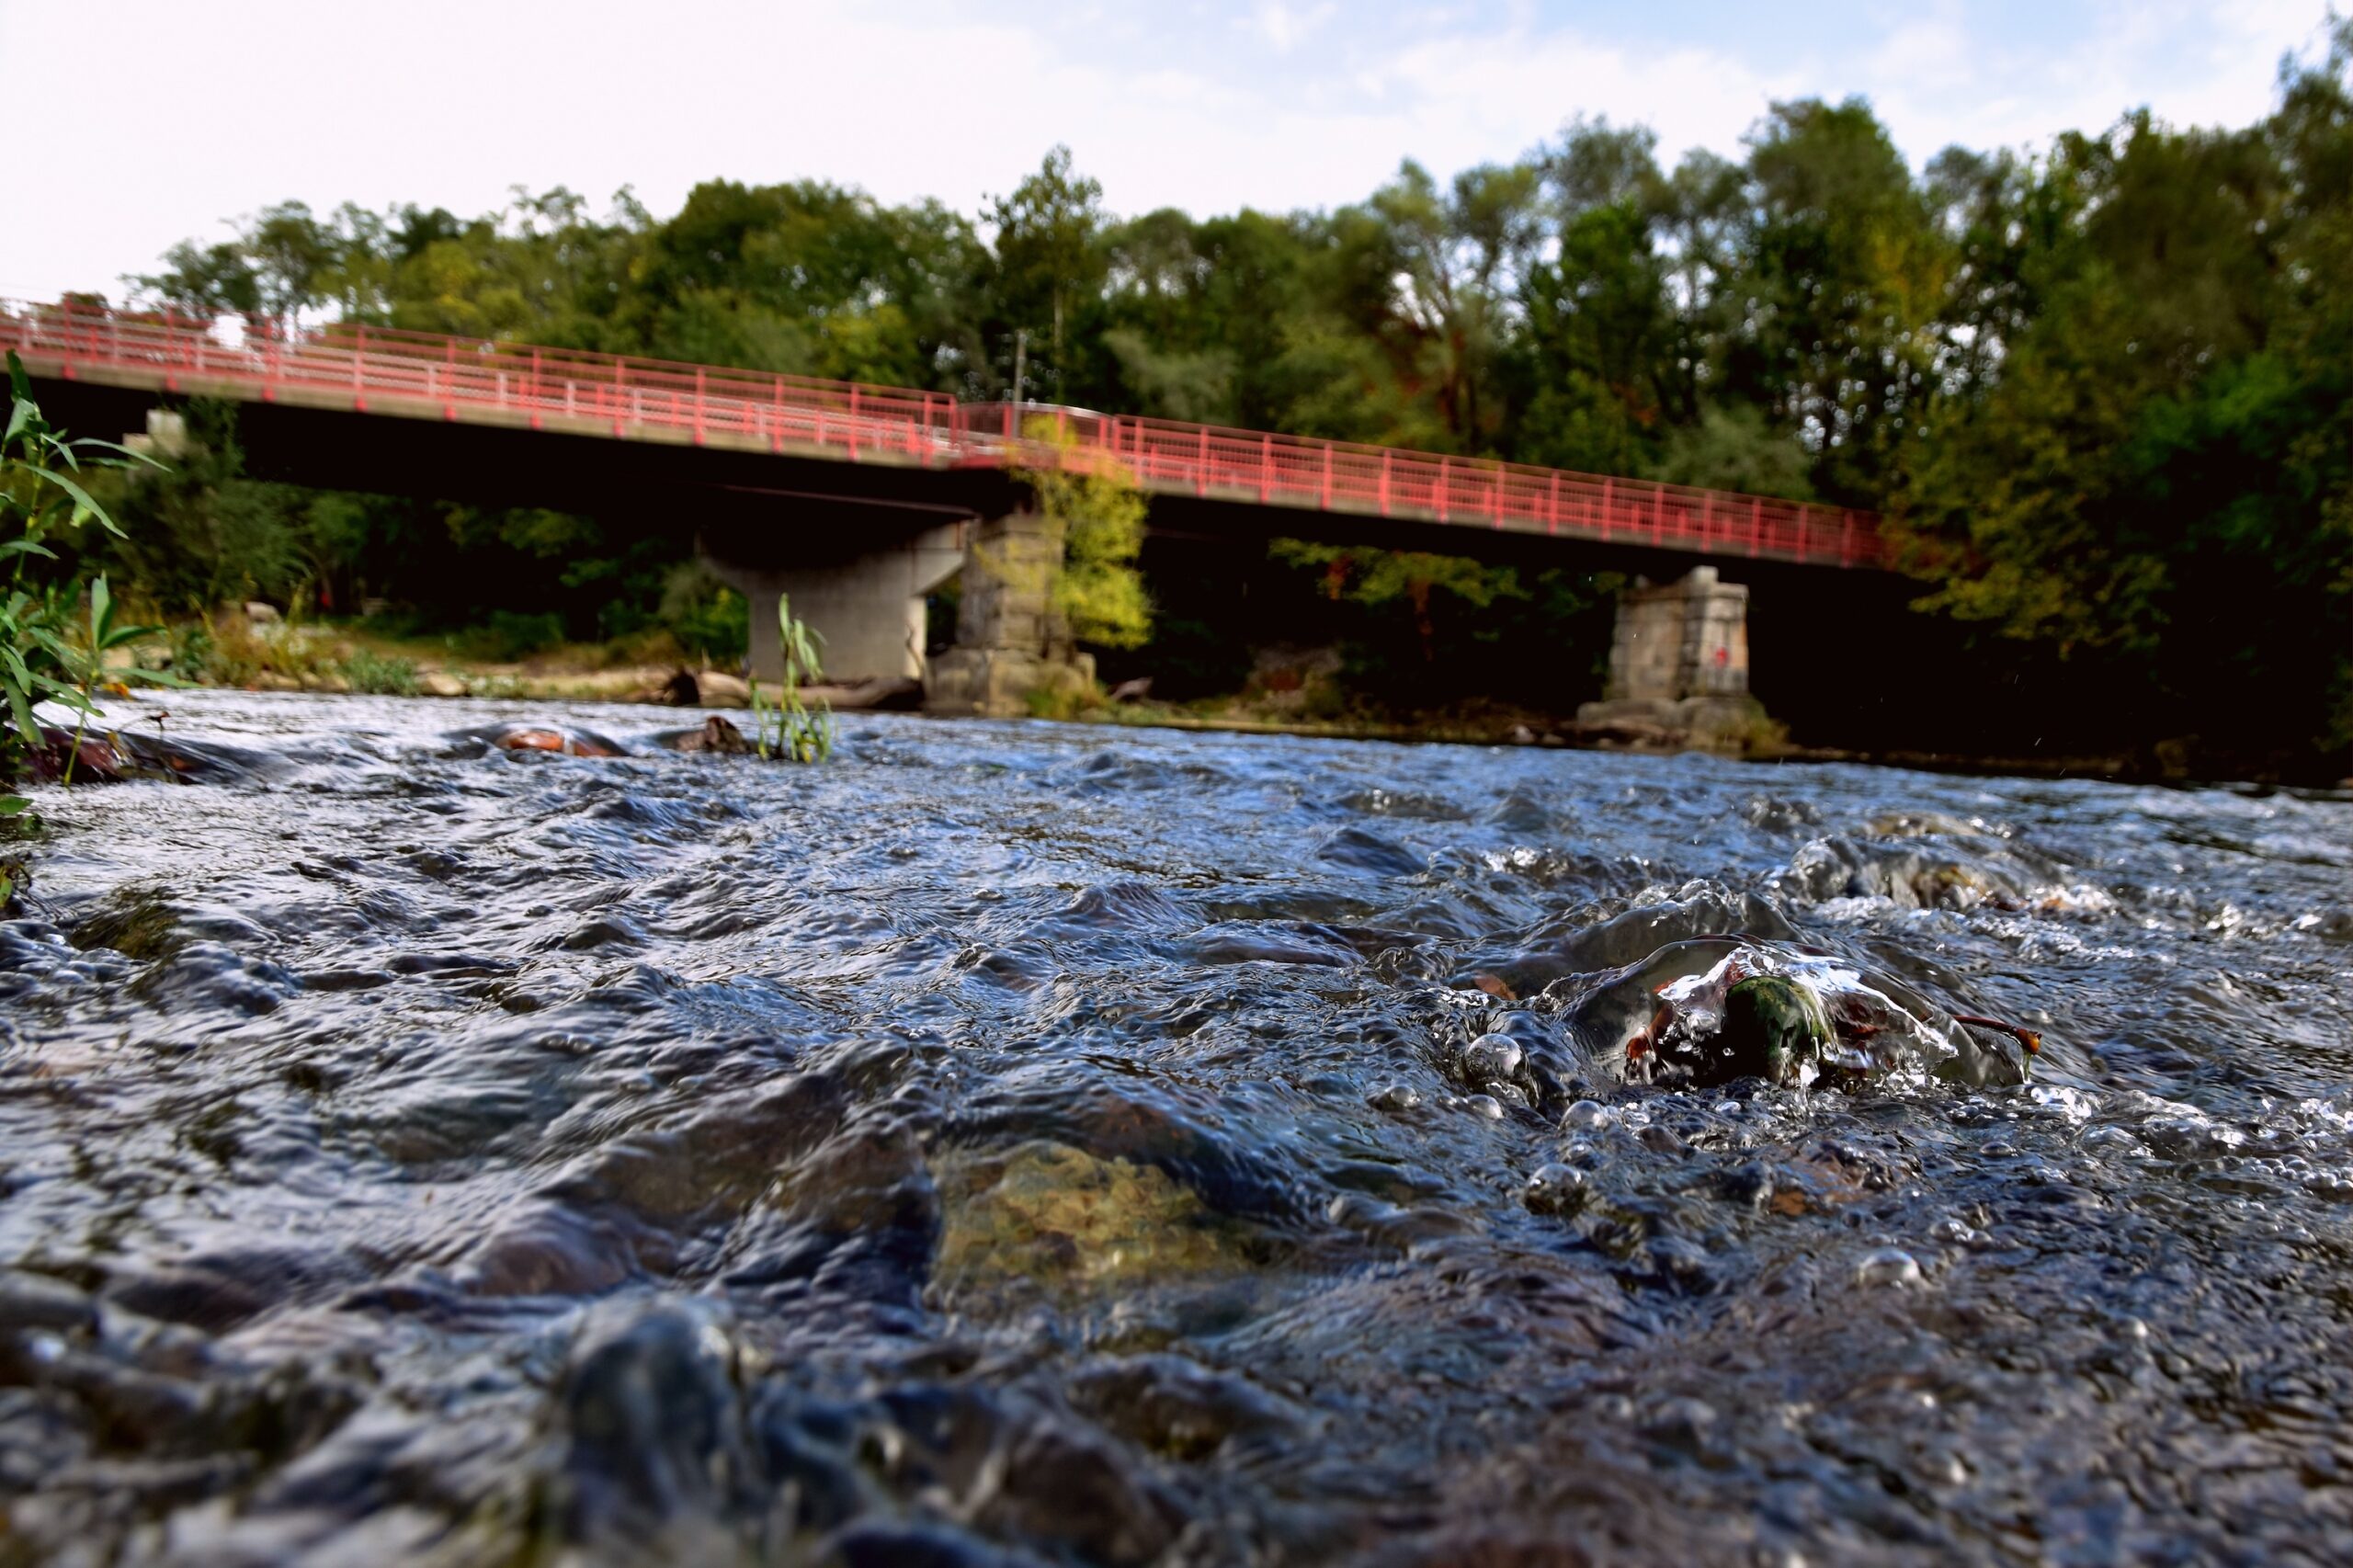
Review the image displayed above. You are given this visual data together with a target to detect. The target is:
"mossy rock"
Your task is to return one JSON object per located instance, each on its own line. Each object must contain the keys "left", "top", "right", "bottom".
{"left": 931, "top": 1141, "right": 1253, "bottom": 1309}
{"left": 1708, "top": 974, "right": 1832, "bottom": 1086}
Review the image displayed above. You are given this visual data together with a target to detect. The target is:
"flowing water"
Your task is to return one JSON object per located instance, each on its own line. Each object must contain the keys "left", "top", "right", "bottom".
{"left": 2, "top": 690, "right": 2350, "bottom": 1566}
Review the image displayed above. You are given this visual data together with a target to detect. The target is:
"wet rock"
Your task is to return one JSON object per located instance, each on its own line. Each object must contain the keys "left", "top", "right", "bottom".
{"left": 929, "top": 1141, "right": 1256, "bottom": 1310}
{"left": 815, "top": 1520, "right": 1040, "bottom": 1568}
{"left": 1315, "top": 826, "right": 1426, "bottom": 877}
{"left": 554, "top": 1300, "right": 755, "bottom": 1548}
{"left": 551, "top": 1071, "right": 849, "bottom": 1229}
{"left": 1563, "top": 934, "right": 2030, "bottom": 1091}
{"left": 657, "top": 714, "right": 751, "bottom": 754}
{"left": 1743, "top": 794, "right": 1824, "bottom": 833}
{"left": 113, "top": 728, "right": 278, "bottom": 783}
{"left": 1501, "top": 888, "right": 1799, "bottom": 998}
{"left": 1778, "top": 835, "right": 2026, "bottom": 911}
{"left": 469, "top": 722, "right": 630, "bottom": 758}
{"left": 976, "top": 1415, "right": 1184, "bottom": 1567}
{"left": 1338, "top": 787, "right": 1469, "bottom": 821}
{"left": 952, "top": 1075, "right": 1305, "bottom": 1222}
{"left": 0, "top": 1270, "right": 97, "bottom": 1335}
{"left": 1069, "top": 1352, "right": 1305, "bottom": 1460}
{"left": 1704, "top": 974, "right": 1832, "bottom": 1087}
{"left": 26, "top": 724, "right": 129, "bottom": 784}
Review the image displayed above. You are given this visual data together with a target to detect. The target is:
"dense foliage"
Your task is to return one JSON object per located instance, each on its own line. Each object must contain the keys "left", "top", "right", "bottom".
{"left": 84, "top": 24, "right": 2353, "bottom": 770}
{"left": 1011, "top": 422, "right": 1153, "bottom": 653}
{"left": 1, "top": 355, "right": 171, "bottom": 780}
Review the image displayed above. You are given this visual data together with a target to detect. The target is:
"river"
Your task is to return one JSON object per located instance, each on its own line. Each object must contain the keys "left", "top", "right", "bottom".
{"left": 2, "top": 689, "right": 2349, "bottom": 1565}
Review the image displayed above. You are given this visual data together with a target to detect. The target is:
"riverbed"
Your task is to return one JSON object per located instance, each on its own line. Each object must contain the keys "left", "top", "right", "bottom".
{"left": 2, "top": 690, "right": 2349, "bottom": 1565}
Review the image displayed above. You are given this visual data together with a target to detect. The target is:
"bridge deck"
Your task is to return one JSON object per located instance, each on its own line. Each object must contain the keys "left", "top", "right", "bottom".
{"left": 2, "top": 301, "right": 1881, "bottom": 569}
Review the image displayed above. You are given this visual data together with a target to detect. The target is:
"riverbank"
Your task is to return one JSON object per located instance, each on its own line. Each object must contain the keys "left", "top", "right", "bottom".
{"left": 126, "top": 618, "right": 2329, "bottom": 786}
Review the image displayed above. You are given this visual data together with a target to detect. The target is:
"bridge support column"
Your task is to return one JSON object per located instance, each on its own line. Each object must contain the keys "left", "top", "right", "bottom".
{"left": 1578, "top": 567, "right": 1763, "bottom": 748}
{"left": 1605, "top": 565, "right": 1749, "bottom": 701}
{"left": 924, "top": 508, "right": 1095, "bottom": 718}
{"left": 705, "top": 524, "right": 964, "bottom": 687}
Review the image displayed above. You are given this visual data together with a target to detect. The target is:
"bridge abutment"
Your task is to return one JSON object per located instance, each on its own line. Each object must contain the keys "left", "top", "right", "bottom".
{"left": 924, "top": 509, "right": 1096, "bottom": 718}
{"left": 704, "top": 523, "right": 964, "bottom": 687}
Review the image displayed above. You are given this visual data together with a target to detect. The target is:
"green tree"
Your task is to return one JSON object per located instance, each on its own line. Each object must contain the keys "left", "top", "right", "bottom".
{"left": 988, "top": 147, "right": 1108, "bottom": 399}
{"left": 1014, "top": 424, "right": 1152, "bottom": 650}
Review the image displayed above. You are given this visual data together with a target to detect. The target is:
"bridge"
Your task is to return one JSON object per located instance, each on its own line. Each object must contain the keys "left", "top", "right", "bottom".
{"left": 2, "top": 299, "right": 1886, "bottom": 714}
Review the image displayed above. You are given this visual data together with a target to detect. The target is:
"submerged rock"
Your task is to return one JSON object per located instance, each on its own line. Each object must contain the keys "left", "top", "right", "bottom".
{"left": 1563, "top": 936, "right": 2033, "bottom": 1090}
{"left": 469, "top": 722, "right": 630, "bottom": 758}
{"left": 929, "top": 1141, "right": 1255, "bottom": 1311}
{"left": 655, "top": 715, "right": 752, "bottom": 755}
{"left": 553, "top": 1300, "right": 756, "bottom": 1552}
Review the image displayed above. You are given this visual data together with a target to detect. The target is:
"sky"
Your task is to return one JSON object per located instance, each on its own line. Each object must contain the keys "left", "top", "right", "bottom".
{"left": 1, "top": 0, "right": 2339, "bottom": 302}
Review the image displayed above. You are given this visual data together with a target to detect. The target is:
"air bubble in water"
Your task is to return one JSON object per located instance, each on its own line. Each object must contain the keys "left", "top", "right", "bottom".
{"left": 1930, "top": 1217, "right": 1989, "bottom": 1248}
{"left": 1523, "top": 1163, "right": 1589, "bottom": 1215}
{"left": 1461, "top": 1032, "right": 1523, "bottom": 1084}
{"left": 1855, "top": 1247, "right": 1923, "bottom": 1288}
{"left": 1562, "top": 1099, "right": 1613, "bottom": 1133}
{"left": 2082, "top": 1124, "right": 2140, "bottom": 1154}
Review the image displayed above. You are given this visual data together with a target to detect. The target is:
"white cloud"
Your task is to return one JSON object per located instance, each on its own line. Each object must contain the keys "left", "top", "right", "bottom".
{"left": 1248, "top": 1, "right": 1337, "bottom": 53}
{"left": 0, "top": 0, "right": 2334, "bottom": 304}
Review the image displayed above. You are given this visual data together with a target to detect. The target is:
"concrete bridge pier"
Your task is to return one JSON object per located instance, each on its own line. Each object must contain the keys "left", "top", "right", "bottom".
{"left": 1577, "top": 566, "right": 1765, "bottom": 746}
{"left": 925, "top": 508, "right": 1096, "bottom": 718}
{"left": 1606, "top": 565, "right": 1750, "bottom": 701}
{"left": 703, "top": 520, "right": 965, "bottom": 687}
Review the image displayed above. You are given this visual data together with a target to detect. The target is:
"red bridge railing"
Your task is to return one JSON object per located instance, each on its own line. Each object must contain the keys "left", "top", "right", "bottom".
{"left": 0, "top": 299, "right": 1882, "bottom": 568}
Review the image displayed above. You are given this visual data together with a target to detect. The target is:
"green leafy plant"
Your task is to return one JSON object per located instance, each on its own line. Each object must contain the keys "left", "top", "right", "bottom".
{"left": 1009, "top": 417, "right": 1152, "bottom": 651}
{"left": 2, "top": 352, "right": 174, "bottom": 785}
{"left": 659, "top": 562, "right": 751, "bottom": 667}
{"left": 748, "top": 594, "right": 834, "bottom": 763}
{"left": 0, "top": 792, "right": 29, "bottom": 908}
{"left": 340, "top": 648, "right": 420, "bottom": 695}
{"left": 49, "top": 576, "right": 176, "bottom": 783}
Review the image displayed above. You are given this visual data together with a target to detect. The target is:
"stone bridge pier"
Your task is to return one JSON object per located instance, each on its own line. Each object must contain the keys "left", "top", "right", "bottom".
{"left": 924, "top": 508, "right": 1096, "bottom": 718}
{"left": 702, "top": 514, "right": 966, "bottom": 687}
{"left": 1577, "top": 566, "right": 1763, "bottom": 747}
